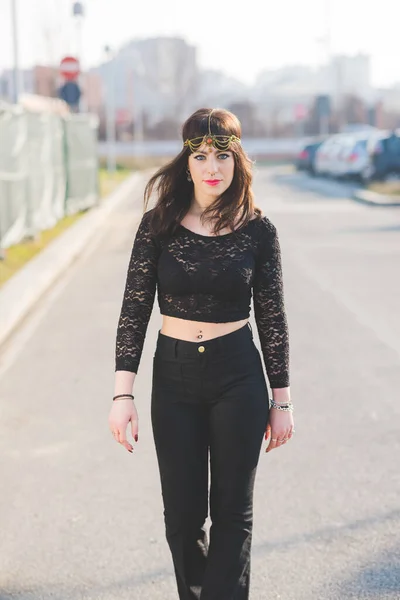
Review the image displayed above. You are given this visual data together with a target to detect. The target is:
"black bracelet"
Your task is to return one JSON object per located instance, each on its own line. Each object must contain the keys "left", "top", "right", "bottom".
{"left": 113, "top": 394, "right": 135, "bottom": 401}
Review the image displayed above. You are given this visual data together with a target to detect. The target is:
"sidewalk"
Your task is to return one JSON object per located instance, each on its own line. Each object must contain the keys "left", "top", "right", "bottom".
{"left": 352, "top": 188, "right": 400, "bottom": 207}
{"left": 0, "top": 172, "right": 145, "bottom": 350}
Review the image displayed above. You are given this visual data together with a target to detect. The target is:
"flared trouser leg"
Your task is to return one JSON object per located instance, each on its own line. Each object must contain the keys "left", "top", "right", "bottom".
{"left": 199, "top": 387, "right": 268, "bottom": 600}
{"left": 151, "top": 399, "right": 210, "bottom": 600}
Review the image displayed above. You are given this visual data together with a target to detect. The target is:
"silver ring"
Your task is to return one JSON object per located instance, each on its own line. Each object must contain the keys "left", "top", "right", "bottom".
{"left": 271, "top": 438, "right": 278, "bottom": 442}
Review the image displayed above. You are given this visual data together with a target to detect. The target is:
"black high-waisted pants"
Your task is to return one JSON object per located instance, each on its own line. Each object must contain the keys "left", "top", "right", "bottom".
{"left": 151, "top": 322, "right": 270, "bottom": 600}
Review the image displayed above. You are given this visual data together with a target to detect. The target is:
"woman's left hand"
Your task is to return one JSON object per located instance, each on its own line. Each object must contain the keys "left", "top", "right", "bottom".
{"left": 265, "top": 408, "right": 295, "bottom": 452}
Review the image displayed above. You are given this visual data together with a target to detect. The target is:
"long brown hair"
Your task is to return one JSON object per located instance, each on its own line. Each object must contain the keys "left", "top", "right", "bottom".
{"left": 143, "top": 107, "right": 262, "bottom": 237}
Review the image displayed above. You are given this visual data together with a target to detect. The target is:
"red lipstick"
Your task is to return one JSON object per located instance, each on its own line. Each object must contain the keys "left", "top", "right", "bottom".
{"left": 204, "top": 180, "right": 221, "bottom": 186}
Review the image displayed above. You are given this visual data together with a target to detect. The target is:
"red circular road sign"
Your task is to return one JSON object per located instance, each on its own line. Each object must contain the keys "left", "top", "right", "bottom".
{"left": 60, "top": 56, "right": 80, "bottom": 81}
{"left": 294, "top": 103, "right": 308, "bottom": 121}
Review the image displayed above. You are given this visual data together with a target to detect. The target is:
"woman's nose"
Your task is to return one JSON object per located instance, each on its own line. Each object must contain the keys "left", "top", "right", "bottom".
{"left": 207, "top": 157, "right": 218, "bottom": 175}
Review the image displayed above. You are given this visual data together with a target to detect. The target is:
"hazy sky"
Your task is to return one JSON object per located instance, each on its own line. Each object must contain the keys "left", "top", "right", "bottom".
{"left": 0, "top": 0, "right": 399, "bottom": 87}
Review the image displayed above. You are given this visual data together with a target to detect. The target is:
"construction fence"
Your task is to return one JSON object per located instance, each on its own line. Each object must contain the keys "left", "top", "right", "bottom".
{"left": 0, "top": 96, "right": 99, "bottom": 250}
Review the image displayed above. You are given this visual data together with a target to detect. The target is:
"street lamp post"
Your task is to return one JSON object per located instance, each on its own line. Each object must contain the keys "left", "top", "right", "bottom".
{"left": 104, "top": 45, "right": 116, "bottom": 173}
{"left": 322, "top": 0, "right": 332, "bottom": 135}
{"left": 130, "top": 49, "right": 146, "bottom": 143}
{"left": 10, "top": 0, "right": 20, "bottom": 103}
{"left": 72, "top": 2, "right": 84, "bottom": 66}
{"left": 72, "top": 1, "right": 85, "bottom": 111}
{"left": 315, "top": 0, "right": 333, "bottom": 136}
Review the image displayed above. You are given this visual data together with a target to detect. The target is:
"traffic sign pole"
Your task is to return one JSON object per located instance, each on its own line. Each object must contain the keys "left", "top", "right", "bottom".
{"left": 59, "top": 56, "right": 81, "bottom": 111}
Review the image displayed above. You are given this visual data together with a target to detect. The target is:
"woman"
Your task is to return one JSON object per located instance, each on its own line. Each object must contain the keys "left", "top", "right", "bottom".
{"left": 109, "top": 107, "right": 294, "bottom": 600}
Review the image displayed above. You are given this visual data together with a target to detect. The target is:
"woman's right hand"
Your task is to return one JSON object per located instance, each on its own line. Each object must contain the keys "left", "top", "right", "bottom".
{"left": 108, "top": 399, "right": 139, "bottom": 453}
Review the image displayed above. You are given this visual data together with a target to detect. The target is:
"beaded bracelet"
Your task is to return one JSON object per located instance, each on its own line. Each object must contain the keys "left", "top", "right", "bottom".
{"left": 270, "top": 399, "right": 294, "bottom": 412}
{"left": 113, "top": 394, "right": 135, "bottom": 401}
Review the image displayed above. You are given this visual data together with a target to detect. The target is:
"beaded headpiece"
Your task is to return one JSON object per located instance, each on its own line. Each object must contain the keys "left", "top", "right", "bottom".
{"left": 183, "top": 109, "right": 241, "bottom": 152}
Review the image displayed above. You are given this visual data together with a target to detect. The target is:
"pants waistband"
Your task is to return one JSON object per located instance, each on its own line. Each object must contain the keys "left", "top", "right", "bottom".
{"left": 156, "top": 322, "right": 253, "bottom": 359}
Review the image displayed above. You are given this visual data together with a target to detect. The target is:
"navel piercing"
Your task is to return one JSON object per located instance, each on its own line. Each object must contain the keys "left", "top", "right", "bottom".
{"left": 197, "top": 330, "right": 203, "bottom": 340}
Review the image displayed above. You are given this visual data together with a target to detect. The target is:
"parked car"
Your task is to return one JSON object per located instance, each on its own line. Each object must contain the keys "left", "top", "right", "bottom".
{"left": 295, "top": 140, "right": 324, "bottom": 174}
{"left": 315, "top": 131, "right": 382, "bottom": 181}
{"left": 365, "top": 132, "right": 400, "bottom": 182}
{"left": 314, "top": 135, "right": 345, "bottom": 177}
{"left": 334, "top": 134, "right": 370, "bottom": 180}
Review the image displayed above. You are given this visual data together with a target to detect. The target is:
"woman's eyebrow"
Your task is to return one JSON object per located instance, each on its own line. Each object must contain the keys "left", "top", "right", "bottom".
{"left": 194, "top": 149, "right": 231, "bottom": 155}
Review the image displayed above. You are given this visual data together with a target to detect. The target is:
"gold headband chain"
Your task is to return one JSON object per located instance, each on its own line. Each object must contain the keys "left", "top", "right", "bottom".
{"left": 183, "top": 109, "right": 241, "bottom": 152}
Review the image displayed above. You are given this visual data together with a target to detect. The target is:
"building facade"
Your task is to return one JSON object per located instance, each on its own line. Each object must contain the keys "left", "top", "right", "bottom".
{"left": 94, "top": 36, "right": 199, "bottom": 133}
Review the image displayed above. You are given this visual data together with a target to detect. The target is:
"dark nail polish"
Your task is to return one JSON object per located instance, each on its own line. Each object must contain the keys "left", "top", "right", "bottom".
{"left": 134, "top": 434, "right": 138, "bottom": 442}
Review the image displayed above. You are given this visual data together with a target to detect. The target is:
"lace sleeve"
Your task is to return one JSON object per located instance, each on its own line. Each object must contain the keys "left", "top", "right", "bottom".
{"left": 115, "top": 210, "right": 159, "bottom": 373}
{"left": 253, "top": 219, "right": 290, "bottom": 388}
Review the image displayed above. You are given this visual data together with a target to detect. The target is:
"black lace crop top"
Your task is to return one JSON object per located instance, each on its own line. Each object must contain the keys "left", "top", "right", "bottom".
{"left": 115, "top": 208, "right": 290, "bottom": 388}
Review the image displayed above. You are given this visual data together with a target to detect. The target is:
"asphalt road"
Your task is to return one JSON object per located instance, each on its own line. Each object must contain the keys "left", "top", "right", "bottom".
{"left": 0, "top": 167, "right": 399, "bottom": 600}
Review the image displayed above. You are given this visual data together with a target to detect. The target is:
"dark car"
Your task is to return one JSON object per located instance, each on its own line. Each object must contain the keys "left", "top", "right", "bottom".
{"left": 295, "top": 141, "right": 323, "bottom": 174}
{"left": 365, "top": 132, "right": 400, "bottom": 182}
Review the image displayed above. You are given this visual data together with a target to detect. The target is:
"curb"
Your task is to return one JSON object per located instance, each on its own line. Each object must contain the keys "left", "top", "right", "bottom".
{"left": 0, "top": 171, "right": 144, "bottom": 350}
{"left": 352, "top": 189, "right": 400, "bottom": 207}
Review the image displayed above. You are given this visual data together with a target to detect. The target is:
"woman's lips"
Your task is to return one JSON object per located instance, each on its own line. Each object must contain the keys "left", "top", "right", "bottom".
{"left": 204, "top": 180, "right": 221, "bottom": 186}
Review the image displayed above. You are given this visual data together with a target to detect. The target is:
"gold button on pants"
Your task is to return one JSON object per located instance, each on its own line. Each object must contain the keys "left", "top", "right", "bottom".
{"left": 198, "top": 346, "right": 205, "bottom": 353}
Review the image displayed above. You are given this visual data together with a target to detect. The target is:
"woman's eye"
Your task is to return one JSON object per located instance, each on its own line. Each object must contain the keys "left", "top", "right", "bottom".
{"left": 194, "top": 155, "right": 205, "bottom": 160}
{"left": 218, "top": 153, "right": 230, "bottom": 159}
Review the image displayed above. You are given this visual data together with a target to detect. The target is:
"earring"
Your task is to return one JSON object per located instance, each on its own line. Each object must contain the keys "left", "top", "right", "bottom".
{"left": 186, "top": 168, "right": 192, "bottom": 182}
